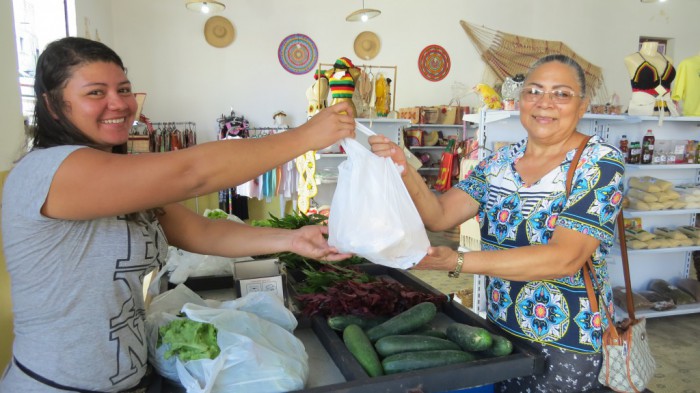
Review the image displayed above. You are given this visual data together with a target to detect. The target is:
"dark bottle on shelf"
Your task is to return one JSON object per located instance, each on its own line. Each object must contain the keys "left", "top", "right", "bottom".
{"left": 641, "top": 129, "right": 655, "bottom": 164}
{"left": 628, "top": 141, "right": 641, "bottom": 164}
{"left": 619, "top": 135, "right": 629, "bottom": 163}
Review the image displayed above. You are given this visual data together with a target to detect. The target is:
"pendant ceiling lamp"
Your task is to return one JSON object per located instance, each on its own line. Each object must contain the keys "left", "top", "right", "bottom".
{"left": 346, "top": 0, "right": 381, "bottom": 22}
{"left": 185, "top": 1, "right": 225, "bottom": 14}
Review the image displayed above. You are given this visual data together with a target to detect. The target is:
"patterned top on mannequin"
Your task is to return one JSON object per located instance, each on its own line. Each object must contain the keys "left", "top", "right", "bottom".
{"left": 630, "top": 52, "right": 676, "bottom": 96}
{"left": 326, "top": 57, "right": 360, "bottom": 98}
{"left": 325, "top": 57, "right": 360, "bottom": 117}
{"left": 625, "top": 42, "right": 678, "bottom": 115}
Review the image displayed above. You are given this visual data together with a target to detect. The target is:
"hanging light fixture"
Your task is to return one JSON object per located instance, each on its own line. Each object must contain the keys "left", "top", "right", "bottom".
{"left": 346, "top": 0, "right": 381, "bottom": 22}
{"left": 185, "top": 1, "right": 226, "bottom": 14}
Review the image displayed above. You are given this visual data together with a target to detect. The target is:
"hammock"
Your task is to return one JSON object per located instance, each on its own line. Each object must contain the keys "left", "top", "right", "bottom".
{"left": 461, "top": 20, "right": 608, "bottom": 102}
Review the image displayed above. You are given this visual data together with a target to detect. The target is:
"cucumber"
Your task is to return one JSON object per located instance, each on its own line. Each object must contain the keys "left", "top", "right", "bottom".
{"left": 381, "top": 350, "right": 476, "bottom": 374}
{"left": 407, "top": 325, "right": 448, "bottom": 340}
{"left": 327, "top": 315, "right": 388, "bottom": 331}
{"left": 342, "top": 324, "right": 384, "bottom": 377}
{"left": 446, "top": 322, "right": 493, "bottom": 352}
{"left": 365, "top": 302, "right": 438, "bottom": 342}
{"left": 374, "top": 334, "right": 460, "bottom": 357}
{"left": 480, "top": 334, "right": 513, "bottom": 358}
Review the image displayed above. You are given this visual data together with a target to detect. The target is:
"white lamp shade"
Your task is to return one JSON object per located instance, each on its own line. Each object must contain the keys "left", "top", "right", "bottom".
{"left": 186, "top": 1, "right": 226, "bottom": 13}
{"left": 346, "top": 8, "right": 381, "bottom": 22}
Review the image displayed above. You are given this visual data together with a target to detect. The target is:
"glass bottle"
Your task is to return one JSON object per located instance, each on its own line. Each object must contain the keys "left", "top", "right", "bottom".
{"left": 641, "top": 129, "right": 655, "bottom": 165}
{"left": 619, "top": 135, "right": 629, "bottom": 163}
{"left": 629, "top": 141, "right": 641, "bottom": 164}
{"left": 687, "top": 140, "right": 696, "bottom": 164}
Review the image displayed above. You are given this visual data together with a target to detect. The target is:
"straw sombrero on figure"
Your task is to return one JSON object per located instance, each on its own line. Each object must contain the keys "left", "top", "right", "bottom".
{"left": 353, "top": 31, "right": 380, "bottom": 60}
{"left": 204, "top": 16, "right": 235, "bottom": 48}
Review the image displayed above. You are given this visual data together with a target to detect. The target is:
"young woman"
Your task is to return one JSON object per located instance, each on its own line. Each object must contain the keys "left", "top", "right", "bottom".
{"left": 370, "top": 54, "right": 625, "bottom": 392}
{"left": 1, "top": 36, "right": 355, "bottom": 392}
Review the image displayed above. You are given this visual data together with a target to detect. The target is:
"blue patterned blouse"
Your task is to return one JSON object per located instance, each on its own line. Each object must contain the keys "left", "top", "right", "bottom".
{"left": 456, "top": 135, "right": 625, "bottom": 353}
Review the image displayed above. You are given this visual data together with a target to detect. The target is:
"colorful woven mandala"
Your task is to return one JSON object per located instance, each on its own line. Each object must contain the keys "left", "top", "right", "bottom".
{"left": 278, "top": 34, "right": 318, "bottom": 75}
{"left": 418, "top": 44, "right": 451, "bottom": 82}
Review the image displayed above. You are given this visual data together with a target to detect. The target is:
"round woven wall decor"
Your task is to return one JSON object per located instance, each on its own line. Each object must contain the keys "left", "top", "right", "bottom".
{"left": 278, "top": 34, "right": 318, "bottom": 75}
{"left": 418, "top": 44, "right": 451, "bottom": 82}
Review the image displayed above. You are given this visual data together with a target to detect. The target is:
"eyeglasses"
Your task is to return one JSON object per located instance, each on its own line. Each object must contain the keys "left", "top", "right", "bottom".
{"left": 520, "top": 87, "right": 584, "bottom": 104}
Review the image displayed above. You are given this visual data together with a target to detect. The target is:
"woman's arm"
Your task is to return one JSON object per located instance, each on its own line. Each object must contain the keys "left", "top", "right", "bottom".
{"left": 368, "top": 135, "right": 479, "bottom": 230}
{"left": 414, "top": 226, "right": 601, "bottom": 281}
{"left": 158, "top": 203, "right": 351, "bottom": 261}
{"left": 43, "top": 102, "right": 355, "bottom": 220}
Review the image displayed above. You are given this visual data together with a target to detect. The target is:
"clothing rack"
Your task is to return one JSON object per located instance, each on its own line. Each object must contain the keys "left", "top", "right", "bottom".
{"left": 150, "top": 121, "right": 196, "bottom": 128}
{"left": 148, "top": 121, "right": 198, "bottom": 152}
{"left": 317, "top": 62, "right": 398, "bottom": 112}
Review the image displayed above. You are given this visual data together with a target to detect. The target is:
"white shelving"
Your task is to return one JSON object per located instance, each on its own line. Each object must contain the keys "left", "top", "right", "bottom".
{"left": 467, "top": 110, "right": 700, "bottom": 318}
{"left": 404, "top": 123, "right": 473, "bottom": 191}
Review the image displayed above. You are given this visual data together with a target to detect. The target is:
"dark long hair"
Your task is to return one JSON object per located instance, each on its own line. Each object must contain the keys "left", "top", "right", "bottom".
{"left": 31, "top": 37, "right": 158, "bottom": 222}
{"left": 31, "top": 36, "right": 128, "bottom": 154}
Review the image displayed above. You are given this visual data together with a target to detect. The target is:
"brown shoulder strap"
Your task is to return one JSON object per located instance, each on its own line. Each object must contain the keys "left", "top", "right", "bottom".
{"left": 565, "top": 136, "right": 591, "bottom": 193}
{"left": 565, "top": 136, "right": 632, "bottom": 331}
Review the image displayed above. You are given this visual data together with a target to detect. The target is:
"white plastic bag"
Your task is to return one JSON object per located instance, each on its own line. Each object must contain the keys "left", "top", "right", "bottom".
{"left": 328, "top": 122, "right": 430, "bottom": 269}
{"left": 147, "top": 285, "right": 307, "bottom": 393}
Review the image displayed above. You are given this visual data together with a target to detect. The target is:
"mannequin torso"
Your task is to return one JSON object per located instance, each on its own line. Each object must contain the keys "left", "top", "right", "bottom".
{"left": 625, "top": 42, "right": 672, "bottom": 76}
{"left": 625, "top": 42, "right": 679, "bottom": 116}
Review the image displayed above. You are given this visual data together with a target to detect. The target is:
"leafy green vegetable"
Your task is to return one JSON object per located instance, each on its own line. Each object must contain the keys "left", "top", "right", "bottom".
{"left": 158, "top": 319, "right": 220, "bottom": 361}
{"left": 296, "top": 263, "right": 374, "bottom": 294}
{"left": 206, "top": 209, "right": 229, "bottom": 220}
{"left": 251, "top": 211, "right": 328, "bottom": 229}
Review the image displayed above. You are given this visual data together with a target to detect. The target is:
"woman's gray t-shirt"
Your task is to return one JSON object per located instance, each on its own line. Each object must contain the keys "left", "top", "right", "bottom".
{"left": 1, "top": 146, "right": 168, "bottom": 392}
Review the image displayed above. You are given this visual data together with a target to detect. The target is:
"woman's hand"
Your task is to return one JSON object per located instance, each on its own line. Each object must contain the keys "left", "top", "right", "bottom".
{"left": 368, "top": 135, "right": 408, "bottom": 175}
{"left": 288, "top": 225, "right": 353, "bottom": 261}
{"left": 298, "top": 101, "right": 356, "bottom": 151}
{"left": 411, "top": 246, "right": 459, "bottom": 271}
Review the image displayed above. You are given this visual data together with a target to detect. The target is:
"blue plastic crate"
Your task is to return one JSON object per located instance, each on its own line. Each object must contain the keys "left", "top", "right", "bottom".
{"left": 444, "top": 384, "right": 494, "bottom": 393}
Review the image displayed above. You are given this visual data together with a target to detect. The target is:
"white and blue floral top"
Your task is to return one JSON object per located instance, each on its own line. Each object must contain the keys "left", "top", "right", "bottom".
{"left": 456, "top": 135, "right": 625, "bottom": 353}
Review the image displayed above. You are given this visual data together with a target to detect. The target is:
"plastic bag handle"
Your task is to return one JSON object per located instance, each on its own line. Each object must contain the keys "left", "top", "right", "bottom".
{"left": 355, "top": 120, "right": 377, "bottom": 137}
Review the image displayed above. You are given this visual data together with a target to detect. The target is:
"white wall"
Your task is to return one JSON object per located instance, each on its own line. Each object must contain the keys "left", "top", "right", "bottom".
{"left": 99, "top": 0, "right": 699, "bottom": 143}
{"left": 74, "top": 0, "right": 113, "bottom": 47}
{"left": 7, "top": 0, "right": 700, "bottom": 148}
{"left": 1, "top": 0, "right": 26, "bottom": 170}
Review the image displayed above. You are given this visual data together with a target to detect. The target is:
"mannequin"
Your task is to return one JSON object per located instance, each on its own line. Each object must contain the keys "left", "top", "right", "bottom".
{"left": 306, "top": 70, "right": 329, "bottom": 119}
{"left": 671, "top": 52, "right": 700, "bottom": 116}
{"left": 325, "top": 57, "right": 360, "bottom": 117}
{"left": 624, "top": 41, "right": 678, "bottom": 116}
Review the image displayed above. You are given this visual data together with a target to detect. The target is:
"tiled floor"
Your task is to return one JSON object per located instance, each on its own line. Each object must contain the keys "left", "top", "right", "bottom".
{"left": 415, "top": 230, "right": 700, "bottom": 393}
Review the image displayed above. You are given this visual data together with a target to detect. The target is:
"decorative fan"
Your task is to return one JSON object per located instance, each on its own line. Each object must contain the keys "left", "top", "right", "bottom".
{"left": 278, "top": 34, "right": 318, "bottom": 75}
{"left": 418, "top": 44, "right": 451, "bottom": 82}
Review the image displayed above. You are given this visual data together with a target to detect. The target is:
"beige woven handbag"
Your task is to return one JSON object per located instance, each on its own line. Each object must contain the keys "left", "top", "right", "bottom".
{"left": 566, "top": 136, "right": 656, "bottom": 393}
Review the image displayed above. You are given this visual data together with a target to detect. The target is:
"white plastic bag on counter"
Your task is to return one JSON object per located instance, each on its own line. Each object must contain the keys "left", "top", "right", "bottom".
{"left": 146, "top": 285, "right": 307, "bottom": 393}
{"left": 328, "top": 122, "right": 430, "bottom": 269}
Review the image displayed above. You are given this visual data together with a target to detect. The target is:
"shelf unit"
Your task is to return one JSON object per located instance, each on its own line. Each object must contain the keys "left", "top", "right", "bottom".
{"left": 311, "top": 118, "right": 410, "bottom": 207}
{"left": 405, "top": 123, "right": 475, "bottom": 191}
{"left": 465, "top": 110, "right": 700, "bottom": 319}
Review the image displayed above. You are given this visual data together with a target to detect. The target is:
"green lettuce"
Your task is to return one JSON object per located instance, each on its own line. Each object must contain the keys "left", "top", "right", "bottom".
{"left": 206, "top": 210, "right": 229, "bottom": 220}
{"left": 158, "top": 319, "right": 220, "bottom": 361}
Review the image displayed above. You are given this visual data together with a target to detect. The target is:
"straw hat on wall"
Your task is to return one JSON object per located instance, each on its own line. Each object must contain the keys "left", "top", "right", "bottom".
{"left": 353, "top": 31, "right": 380, "bottom": 60}
{"left": 204, "top": 16, "right": 235, "bottom": 48}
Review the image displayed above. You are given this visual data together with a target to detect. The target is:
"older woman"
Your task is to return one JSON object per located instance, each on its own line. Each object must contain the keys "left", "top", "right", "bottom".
{"left": 369, "top": 54, "right": 624, "bottom": 392}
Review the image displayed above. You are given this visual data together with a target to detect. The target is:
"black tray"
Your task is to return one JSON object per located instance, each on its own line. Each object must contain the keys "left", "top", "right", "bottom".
{"left": 291, "top": 264, "right": 544, "bottom": 392}
{"left": 158, "top": 264, "right": 544, "bottom": 392}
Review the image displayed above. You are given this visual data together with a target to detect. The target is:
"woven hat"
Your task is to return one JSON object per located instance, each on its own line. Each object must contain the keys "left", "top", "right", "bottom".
{"left": 353, "top": 31, "right": 380, "bottom": 60}
{"left": 204, "top": 16, "right": 235, "bottom": 48}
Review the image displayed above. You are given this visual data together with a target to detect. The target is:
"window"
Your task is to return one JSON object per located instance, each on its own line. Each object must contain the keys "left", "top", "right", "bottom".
{"left": 639, "top": 37, "right": 669, "bottom": 55}
{"left": 13, "top": 0, "right": 71, "bottom": 121}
